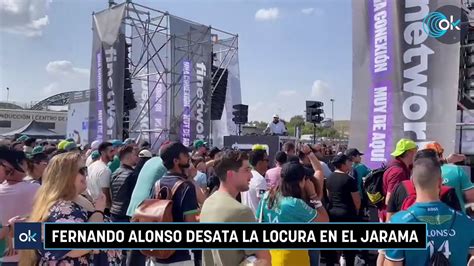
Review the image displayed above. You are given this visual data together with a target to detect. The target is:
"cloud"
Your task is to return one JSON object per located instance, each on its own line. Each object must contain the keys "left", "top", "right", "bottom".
{"left": 43, "top": 60, "right": 89, "bottom": 96}
{"left": 46, "top": 60, "right": 89, "bottom": 76}
{"left": 278, "top": 90, "right": 297, "bottom": 96}
{"left": 0, "top": 0, "right": 52, "bottom": 37}
{"left": 255, "top": 8, "right": 279, "bottom": 21}
{"left": 301, "top": 7, "right": 324, "bottom": 16}
{"left": 311, "top": 80, "right": 330, "bottom": 99}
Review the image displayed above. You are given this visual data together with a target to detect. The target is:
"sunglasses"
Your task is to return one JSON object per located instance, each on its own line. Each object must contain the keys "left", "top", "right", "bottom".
{"left": 78, "top": 166, "right": 88, "bottom": 177}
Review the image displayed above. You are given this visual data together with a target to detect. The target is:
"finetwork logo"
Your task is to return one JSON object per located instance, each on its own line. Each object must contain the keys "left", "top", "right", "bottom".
{"left": 422, "top": 5, "right": 464, "bottom": 45}
{"left": 14, "top": 222, "right": 42, "bottom": 249}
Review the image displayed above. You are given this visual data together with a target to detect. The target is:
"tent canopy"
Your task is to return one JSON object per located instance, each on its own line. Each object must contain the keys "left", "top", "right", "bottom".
{"left": 1, "top": 120, "right": 65, "bottom": 139}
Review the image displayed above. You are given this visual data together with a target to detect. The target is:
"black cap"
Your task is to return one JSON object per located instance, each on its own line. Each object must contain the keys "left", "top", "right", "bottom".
{"left": 331, "top": 154, "right": 350, "bottom": 167}
{"left": 345, "top": 148, "right": 364, "bottom": 157}
{"left": 281, "top": 162, "right": 306, "bottom": 182}
{"left": 0, "top": 147, "right": 25, "bottom": 173}
{"left": 160, "top": 141, "right": 191, "bottom": 162}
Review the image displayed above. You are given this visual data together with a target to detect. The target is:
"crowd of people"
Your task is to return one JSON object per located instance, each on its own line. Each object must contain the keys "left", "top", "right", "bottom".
{"left": 0, "top": 134, "right": 473, "bottom": 266}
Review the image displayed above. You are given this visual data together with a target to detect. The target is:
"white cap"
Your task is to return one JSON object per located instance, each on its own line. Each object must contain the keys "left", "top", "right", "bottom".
{"left": 139, "top": 149, "right": 153, "bottom": 158}
{"left": 91, "top": 140, "right": 100, "bottom": 150}
{"left": 273, "top": 114, "right": 279, "bottom": 118}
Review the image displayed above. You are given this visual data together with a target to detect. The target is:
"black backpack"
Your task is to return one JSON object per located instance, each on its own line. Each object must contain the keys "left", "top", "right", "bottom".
{"left": 363, "top": 164, "right": 386, "bottom": 207}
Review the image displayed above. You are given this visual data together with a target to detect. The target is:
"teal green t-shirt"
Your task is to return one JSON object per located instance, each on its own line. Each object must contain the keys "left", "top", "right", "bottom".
{"left": 126, "top": 157, "right": 167, "bottom": 217}
{"left": 386, "top": 202, "right": 474, "bottom": 266}
{"left": 441, "top": 164, "right": 474, "bottom": 212}
{"left": 108, "top": 155, "right": 121, "bottom": 174}
{"left": 353, "top": 163, "right": 370, "bottom": 196}
{"left": 256, "top": 192, "right": 317, "bottom": 223}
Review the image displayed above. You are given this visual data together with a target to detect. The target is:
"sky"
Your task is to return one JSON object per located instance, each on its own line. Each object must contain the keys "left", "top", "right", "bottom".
{"left": 0, "top": 0, "right": 352, "bottom": 122}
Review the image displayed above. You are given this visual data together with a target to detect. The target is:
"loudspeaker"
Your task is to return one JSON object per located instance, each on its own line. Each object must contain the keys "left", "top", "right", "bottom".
{"left": 210, "top": 66, "right": 228, "bottom": 120}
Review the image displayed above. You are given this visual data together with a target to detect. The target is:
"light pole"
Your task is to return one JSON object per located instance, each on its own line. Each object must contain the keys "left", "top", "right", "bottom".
{"left": 6, "top": 87, "right": 9, "bottom": 102}
{"left": 330, "top": 99, "right": 335, "bottom": 120}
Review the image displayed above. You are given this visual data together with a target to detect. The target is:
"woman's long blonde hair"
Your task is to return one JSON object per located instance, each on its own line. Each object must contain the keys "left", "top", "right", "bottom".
{"left": 20, "top": 152, "right": 83, "bottom": 266}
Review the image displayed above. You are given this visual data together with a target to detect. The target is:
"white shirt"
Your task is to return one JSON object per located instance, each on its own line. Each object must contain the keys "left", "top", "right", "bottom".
{"left": 241, "top": 170, "right": 268, "bottom": 214}
{"left": 86, "top": 154, "right": 94, "bottom": 167}
{"left": 266, "top": 121, "right": 287, "bottom": 135}
{"left": 87, "top": 160, "right": 112, "bottom": 200}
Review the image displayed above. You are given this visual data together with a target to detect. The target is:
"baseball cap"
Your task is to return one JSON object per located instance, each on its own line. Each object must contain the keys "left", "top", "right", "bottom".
{"left": 111, "top": 139, "right": 124, "bottom": 148}
{"left": 391, "top": 138, "right": 417, "bottom": 157}
{"left": 28, "top": 146, "right": 48, "bottom": 162}
{"left": 193, "top": 139, "right": 207, "bottom": 150}
{"left": 139, "top": 149, "right": 153, "bottom": 158}
{"left": 58, "top": 140, "right": 69, "bottom": 150}
{"left": 281, "top": 162, "right": 305, "bottom": 182}
{"left": 16, "top": 135, "right": 29, "bottom": 142}
{"left": 273, "top": 114, "right": 279, "bottom": 118}
{"left": 91, "top": 140, "right": 100, "bottom": 150}
{"left": 424, "top": 141, "right": 444, "bottom": 155}
{"left": 331, "top": 154, "right": 350, "bottom": 167}
{"left": 124, "top": 138, "right": 135, "bottom": 145}
{"left": 91, "top": 150, "right": 100, "bottom": 161}
{"left": 252, "top": 144, "right": 266, "bottom": 151}
{"left": 345, "top": 148, "right": 364, "bottom": 157}
{"left": 0, "top": 147, "right": 25, "bottom": 172}
{"left": 160, "top": 142, "right": 191, "bottom": 164}
{"left": 64, "top": 142, "right": 78, "bottom": 152}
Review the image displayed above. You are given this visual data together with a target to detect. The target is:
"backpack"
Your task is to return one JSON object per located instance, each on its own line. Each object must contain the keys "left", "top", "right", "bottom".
{"left": 408, "top": 211, "right": 456, "bottom": 266}
{"left": 401, "top": 180, "right": 451, "bottom": 211}
{"left": 132, "top": 179, "right": 186, "bottom": 259}
{"left": 363, "top": 164, "right": 386, "bottom": 207}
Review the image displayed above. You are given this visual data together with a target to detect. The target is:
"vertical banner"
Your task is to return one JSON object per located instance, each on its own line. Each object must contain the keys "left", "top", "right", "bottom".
{"left": 89, "top": 4, "right": 126, "bottom": 142}
{"left": 170, "top": 16, "right": 212, "bottom": 145}
{"left": 182, "top": 60, "right": 192, "bottom": 146}
{"left": 350, "top": 0, "right": 461, "bottom": 169}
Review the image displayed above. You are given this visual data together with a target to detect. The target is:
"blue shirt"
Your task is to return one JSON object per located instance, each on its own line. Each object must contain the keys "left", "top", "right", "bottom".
{"left": 385, "top": 202, "right": 474, "bottom": 266}
{"left": 126, "top": 157, "right": 167, "bottom": 217}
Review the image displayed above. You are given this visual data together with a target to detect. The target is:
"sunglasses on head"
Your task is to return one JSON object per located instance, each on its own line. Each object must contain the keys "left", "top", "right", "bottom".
{"left": 78, "top": 166, "right": 88, "bottom": 176}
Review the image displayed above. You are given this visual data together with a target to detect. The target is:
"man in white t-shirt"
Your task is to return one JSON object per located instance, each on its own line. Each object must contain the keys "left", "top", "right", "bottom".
{"left": 241, "top": 148, "right": 269, "bottom": 214}
{"left": 264, "top": 114, "right": 287, "bottom": 135}
{"left": 87, "top": 142, "right": 114, "bottom": 209}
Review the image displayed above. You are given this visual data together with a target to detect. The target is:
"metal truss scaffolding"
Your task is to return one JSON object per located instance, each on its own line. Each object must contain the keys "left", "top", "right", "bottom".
{"left": 116, "top": 1, "right": 238, "bottom": 148}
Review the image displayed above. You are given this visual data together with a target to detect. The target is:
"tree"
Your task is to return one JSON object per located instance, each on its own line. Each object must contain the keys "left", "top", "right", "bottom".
{"left": 286, "top": 115, "right": 306, "bottom": 136}
{"left": 249, "top": 121, "right": 268, "bottom": 133}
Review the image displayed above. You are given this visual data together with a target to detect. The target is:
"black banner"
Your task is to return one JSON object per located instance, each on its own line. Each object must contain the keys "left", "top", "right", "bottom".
{"left": 44, "top": 223, "right": 426, "bottom": 250}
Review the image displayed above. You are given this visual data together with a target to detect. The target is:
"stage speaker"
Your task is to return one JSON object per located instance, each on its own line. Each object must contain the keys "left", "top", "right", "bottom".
{"left": 232, "top": 104, "right": 248, "bottom": 124}
{"left": 210, "top": 66, "right": 229, "bottom": 120}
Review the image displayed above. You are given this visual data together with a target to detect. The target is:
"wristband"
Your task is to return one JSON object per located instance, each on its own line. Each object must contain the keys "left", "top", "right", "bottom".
{"left": 310, "top": 200, "right": 323, "bottom": 209}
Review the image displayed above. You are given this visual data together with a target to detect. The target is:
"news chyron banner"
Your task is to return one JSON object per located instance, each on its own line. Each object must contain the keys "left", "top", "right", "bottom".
{"left": 14, "top": 223, "right": 427, "bottom": 251}
{"left": 169, "top": 16, "right": 212, "bottom": 146}
{"left": 89, "top": 4, "right": 126, "bottom": 143}
{"left": 350, "top": 0, "right": 461, "bottom": 169}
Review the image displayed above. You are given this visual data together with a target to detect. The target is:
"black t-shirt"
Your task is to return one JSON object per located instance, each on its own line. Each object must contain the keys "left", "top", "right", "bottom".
{"left": 326, "top": 172, "right": 359, "bottom": 218}
{"left": 387, "top": 182, "right": 462, "bottom": 213}
{"left": 154, "top": 173, "right": 199, "bottom": 264}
